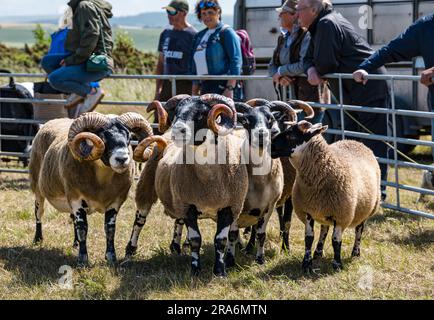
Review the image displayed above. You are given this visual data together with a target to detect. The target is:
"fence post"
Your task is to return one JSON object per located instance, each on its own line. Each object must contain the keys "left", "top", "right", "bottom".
{"left": 339, "top": 75, "right": 345, "bottom": 140}
{"left": 171, "top": 76, "right": 177, "bottom": 97}
{"left": 390, "top": 77, "right": 401, "bottom": 208}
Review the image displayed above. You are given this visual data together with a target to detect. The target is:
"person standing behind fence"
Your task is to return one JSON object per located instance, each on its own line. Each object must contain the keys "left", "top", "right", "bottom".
{"left": 298, "top": 0, "right": 391, "bottom": 200}
{"left": 353, "top": 14, "right": 434, "bottom": 159}
{"left": 190, "top": 0, "right": 242, "bottom": 100}
{"left": 43, "top": 0, "right": 114, "bottom": 113}
{"left": 269, "top": 0, "right": 328, "bottom": 124}
{"left": 155, "top": 0, "right": 197, "bottom": 102}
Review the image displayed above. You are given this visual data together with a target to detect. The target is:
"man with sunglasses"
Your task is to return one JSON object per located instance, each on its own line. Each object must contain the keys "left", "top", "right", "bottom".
{"left": 154, "top": 0, "right": 197, "bottom": 104}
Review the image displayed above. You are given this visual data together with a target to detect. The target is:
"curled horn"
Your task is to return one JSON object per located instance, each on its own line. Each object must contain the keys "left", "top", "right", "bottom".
{"left": 207, "top": 104, "right": 235, "bottom": 136}
{"left": 147, "top": 95, "right": 191, "bottom": 131}
{"left": 117, "top": 112, "right": 154, "bottom": 141}
{"left": 200, "top": 94, "right": 237, "bottom": 129}
{"left": 234, "top": 102, "right": 252, "bottom": 114}
{"left": 269, "top": 101, "right": 298, "bottom": 124}
{"left": 246, "top": 98, "right": 270, "bottom": 107}
{"left": 287, "top": 100, "right": 315, "bottom": 119}
{"left": 134, "top": 136, "right": 168, "bottom": 162}
{"left": 68, "top": 112, "right": 109, "bottom": 161}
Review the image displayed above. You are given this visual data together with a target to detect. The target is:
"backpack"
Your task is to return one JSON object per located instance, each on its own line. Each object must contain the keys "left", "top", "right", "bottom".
{"left": 0, "top": 69, "right": 38, "bottom": 159}
{"left": 48, "top": 28, "right": 71, "bottom": 55}
{"left": 220, "top": 25, "right": 256, "bottom": 75}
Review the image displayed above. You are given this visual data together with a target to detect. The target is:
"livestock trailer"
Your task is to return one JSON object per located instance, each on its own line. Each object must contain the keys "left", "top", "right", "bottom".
{"left": 234, "top": 0, "right": 433, "bottom": 148}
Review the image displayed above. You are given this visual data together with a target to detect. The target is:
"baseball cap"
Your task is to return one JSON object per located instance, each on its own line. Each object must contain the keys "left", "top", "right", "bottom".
{"left": 163, "top": 0, "right": 189, "bottom": 12}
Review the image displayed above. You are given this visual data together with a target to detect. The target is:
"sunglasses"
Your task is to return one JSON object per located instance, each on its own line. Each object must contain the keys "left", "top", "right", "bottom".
{"left": 166, "top": 9, "right": 178, "bottom": 16}
{"left": 198, "top": 1, "right": 217, "bottom": 11}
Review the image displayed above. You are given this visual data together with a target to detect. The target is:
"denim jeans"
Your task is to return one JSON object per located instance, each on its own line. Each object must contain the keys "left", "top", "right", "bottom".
{"left": 41, "top": 54, "right": 106, "bottom": 97}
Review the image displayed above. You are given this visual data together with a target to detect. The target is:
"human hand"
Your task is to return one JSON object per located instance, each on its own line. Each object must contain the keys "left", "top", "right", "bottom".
{"left": 307, "top": 67, "right": 323, "bottom": 86}
{"left": 272, "top": 73, "right": 281, "bottom": 84}
{"left": 279, "top": 76, "right": 294, "bottom": 87}
{"left": 420, "top": 67, "right": 434, "bottom": 87}
{"left": 223, "top": 89, "right": 234, "bottom": 99}
{"left": 353, "top": 69, "right": 369, "bottom": 85}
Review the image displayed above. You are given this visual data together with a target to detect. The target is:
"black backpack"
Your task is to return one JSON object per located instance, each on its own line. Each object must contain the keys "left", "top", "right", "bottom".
{"left": 0, "top": 69, "right": 38, "bottom": 157}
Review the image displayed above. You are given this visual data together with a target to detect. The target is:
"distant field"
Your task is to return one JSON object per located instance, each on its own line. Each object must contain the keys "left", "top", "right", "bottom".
{"left": 0, "top": 25, "right": 161, "bottom": 52}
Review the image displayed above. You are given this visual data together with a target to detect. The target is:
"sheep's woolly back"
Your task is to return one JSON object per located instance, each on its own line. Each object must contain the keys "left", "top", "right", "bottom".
{"left": 291, "top": 135, "right": 381, "bottom": 229}
{"left": 152, "top": 133, "right": 249, "bottom": 221}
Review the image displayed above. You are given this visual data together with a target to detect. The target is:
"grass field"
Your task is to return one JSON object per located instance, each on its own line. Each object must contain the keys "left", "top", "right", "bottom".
{"left": 0, "top": 25, "right": 160, "bottom": 52}
{"left": 0, "top": 138, "right": 433, "bottom": 299}
{"left": 0, "top": 77, "right": 433, "bottom": 300}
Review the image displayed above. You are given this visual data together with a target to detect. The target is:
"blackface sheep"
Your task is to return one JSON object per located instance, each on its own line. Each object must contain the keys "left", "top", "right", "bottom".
{"left": 126, "top": 94, "right": 249, "bottom": 277}
{"left": 29, "top": 112, "right": 153, "bottom": 265}
{"left": 271, "top": 121, "right": 381, "bottom": 271}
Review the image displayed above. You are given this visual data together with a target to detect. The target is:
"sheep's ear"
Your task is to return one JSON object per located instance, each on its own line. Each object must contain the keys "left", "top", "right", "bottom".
{"left": 308, "top": 124, "right": 328, "bottom": 136}
{"left": 237, "top": 113, "right": 249, "bottom": 126}
{"left": 297, "top": 120, "right": 312, "bottom": 132}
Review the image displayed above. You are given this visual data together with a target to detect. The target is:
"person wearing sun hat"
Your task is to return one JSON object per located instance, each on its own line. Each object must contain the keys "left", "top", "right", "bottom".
{"left": 154, "top": 0, "right": 197, "bottom": 102}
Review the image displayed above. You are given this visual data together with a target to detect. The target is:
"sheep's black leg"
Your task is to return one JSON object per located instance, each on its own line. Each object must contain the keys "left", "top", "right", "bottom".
{"left": 70, "top": 213, "right": 79, "bottom": 248}
{"left": 302, "top": 214, "right": 315, "bottom": 273}
{"left": 351, "top": 222, "right": 365, "bottom": 257}
{"left": 213, "top": 207, "right": 234, "bottom": 277}
{"left": 244, "top": 224, "right": 257, "bottom": 255}
{"left": 104, "top": 208, "right": 118, "bottom": 264}
{"left": 313, "top": 224, "right": 329, "bottom": 259}
{"left": 125, "top": 207, "right": 150, "bottom": 258}
{"left": 73, "top": 200, "right": 89, "bottom": 266}
{"left": 170, "top": 219, "right": 184, "bottom": 255}
{"left": 33, "top": 198, "right": 44, "bottom": 244}
{"left": 255, "top": 209, "right": 273, "bottom": 265}
{"left": 243, "top": 226, "right": 251, "bottom": 236}
{"left": 225, "top": 220, "right": 239, "bottom": 269}
{"left": 280, "top": 199, "right": 293, "bottom": 252}
{"left": 184, "top": 206, "right": 202, "bottom": 276}
{"left": 331, "top": 223, "right": 343, "bottom": 270}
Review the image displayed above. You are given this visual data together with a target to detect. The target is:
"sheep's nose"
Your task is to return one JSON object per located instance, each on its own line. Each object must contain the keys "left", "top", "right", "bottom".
{"left": 256, "top": 129, "right": 270, "bottom": 140}
{"left": 115, "top": 155, "right": 129, "bottom": 164}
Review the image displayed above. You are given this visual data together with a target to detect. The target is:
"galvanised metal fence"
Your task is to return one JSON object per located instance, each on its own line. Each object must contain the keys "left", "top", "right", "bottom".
{"left": 0, "top": 72, "right": 433, "bottom": 220}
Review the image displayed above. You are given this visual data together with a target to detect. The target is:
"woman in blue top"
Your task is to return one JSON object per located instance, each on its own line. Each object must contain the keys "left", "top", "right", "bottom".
{"left": 190, "top": 0, "right": 242, "bottom": 100}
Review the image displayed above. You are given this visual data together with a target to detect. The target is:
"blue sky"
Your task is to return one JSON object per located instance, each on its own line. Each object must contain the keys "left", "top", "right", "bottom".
{"left": 0, "top": 0, "right": 236, "bottom": 16}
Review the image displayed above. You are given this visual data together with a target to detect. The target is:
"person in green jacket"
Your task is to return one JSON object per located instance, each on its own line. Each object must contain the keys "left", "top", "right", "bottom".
{"left": 43, "top": 0, "right": 114, "bottom": 112}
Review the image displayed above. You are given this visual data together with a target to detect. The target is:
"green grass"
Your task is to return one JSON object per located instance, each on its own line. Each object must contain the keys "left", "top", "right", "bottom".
{"left": 0, "top": 25, "right": 160, "bottom": 52}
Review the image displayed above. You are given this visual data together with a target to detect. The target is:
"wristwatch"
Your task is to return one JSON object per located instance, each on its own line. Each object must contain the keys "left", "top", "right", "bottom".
{"left": 225, "top": 85, "right": 235, "bottom": 91}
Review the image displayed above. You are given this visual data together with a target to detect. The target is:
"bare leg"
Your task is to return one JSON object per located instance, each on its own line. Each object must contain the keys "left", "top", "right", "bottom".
{"left": 72, "top": 200, "right": 90, "bottom": 266}
{"left": 125, "top": 205, "right": 151, "bottom": 258}
{"left": 170, "top": 219, "right": 185, "bottom": 255}
{"left": 33, "top": 196, "right": 45, "bottom": 244}
{"left": 225, "top": 220, "right": 239, "bottom": 269}
{"left": 104, "top": 207, "right": 118, "bottom": 264}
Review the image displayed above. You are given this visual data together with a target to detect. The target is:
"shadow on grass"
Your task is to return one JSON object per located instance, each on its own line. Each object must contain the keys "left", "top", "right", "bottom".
{"left": 366, "top": 208, "right": 422, "bottom": 225}
{"left": 256, "top": 255, "right": 354, "bottom": 283}
{"left": 110, "top": 242, "right": 283, "bottom": 299}
{"left": 391, "top": 229, "right": 434, "bottom": 248}
{"left": 0, "top": 246, "right": 76, "bottom": 286}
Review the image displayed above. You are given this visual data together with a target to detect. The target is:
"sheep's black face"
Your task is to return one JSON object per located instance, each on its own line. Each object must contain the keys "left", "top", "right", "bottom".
{"left": 271, "top": 121, "right": 327, "bottom": 158}
{"left": 239, "top": 106, "right": 280, "bottom": 149}
{"left": 96, "top": 122, "right": 132, "bottom": 173}
{"left": 171, "top": 100, "right": 211, "bottom": 147}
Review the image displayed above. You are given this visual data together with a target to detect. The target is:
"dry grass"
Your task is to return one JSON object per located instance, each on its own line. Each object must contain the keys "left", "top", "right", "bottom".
{"left": 0, "top": 162, "right": 432, "bottom": 300}
{"left": 0, "top": 80, "right": 433, "bottom": 299}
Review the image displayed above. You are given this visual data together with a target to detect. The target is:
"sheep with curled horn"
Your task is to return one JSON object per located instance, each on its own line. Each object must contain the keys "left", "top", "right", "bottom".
{"left": 29, "top": 112, "right": 154, "bottom": 265}
{"left": 221, "top": 99, "right": 289, "bottom": 266}
{"left": 271, "top": 121, "right": 381, "bottom": 272}
{"left": 241, "top": 98, "right": 315, "bottom": 255}
{"left": 126, "top": 94, "right": 249, "bottom": 277}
